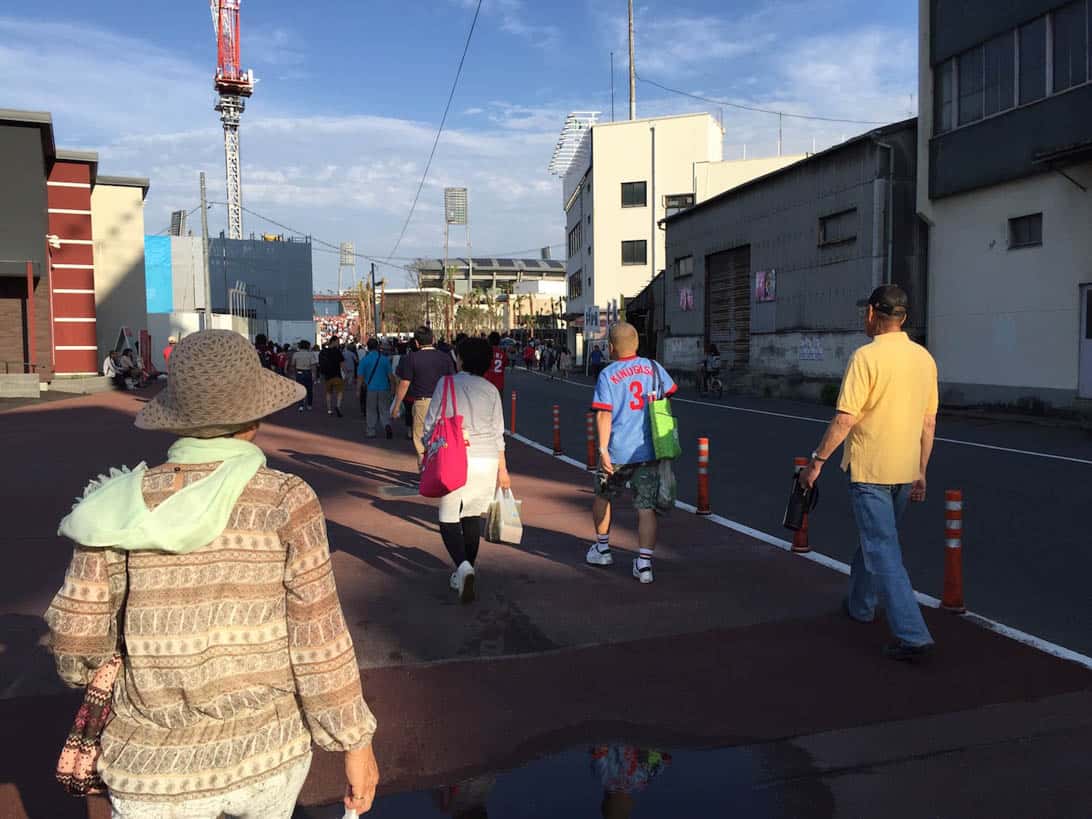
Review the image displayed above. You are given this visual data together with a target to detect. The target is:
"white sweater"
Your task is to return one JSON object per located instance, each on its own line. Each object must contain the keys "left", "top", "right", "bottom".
{"left": 422, "top": 372, "right": 505, "bottom": 457}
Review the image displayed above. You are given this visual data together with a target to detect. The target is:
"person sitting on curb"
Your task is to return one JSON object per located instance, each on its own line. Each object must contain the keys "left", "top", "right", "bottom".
{"left": 799, "top": 284, "right": 938, "bottom": 662}
{"left": 46, "top": 329, "right": 380, "bottom": 817}
{"left": 586, "top": 322, "right": 676, "bottom": 584}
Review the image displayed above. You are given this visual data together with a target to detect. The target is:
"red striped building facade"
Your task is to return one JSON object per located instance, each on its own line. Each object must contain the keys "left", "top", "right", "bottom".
{"left": 48, "top": 153, "right": 99, "bottom": 374}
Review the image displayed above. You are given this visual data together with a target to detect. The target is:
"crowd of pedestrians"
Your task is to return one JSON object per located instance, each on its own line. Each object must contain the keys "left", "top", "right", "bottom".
{"left": 43, "top": 284, "right": 938, "bottom": 816}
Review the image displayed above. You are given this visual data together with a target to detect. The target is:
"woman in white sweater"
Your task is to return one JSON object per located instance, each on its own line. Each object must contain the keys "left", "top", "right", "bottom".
{"left": 423, "top": 336, "right": 511, "bottom": 603}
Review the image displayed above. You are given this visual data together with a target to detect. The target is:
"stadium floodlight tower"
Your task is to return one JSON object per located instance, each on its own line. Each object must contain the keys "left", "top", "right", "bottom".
{"left": 210, "top": 0, "right": 255, "bottom": 240}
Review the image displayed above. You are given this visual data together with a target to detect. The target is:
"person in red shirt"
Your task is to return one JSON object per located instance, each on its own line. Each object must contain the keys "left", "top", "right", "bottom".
{"left": 522, "top": 343, "right": 535, "bottom": 370}
{"left": 162, "top": 336, "right": 177, "bottom": 370}
{"left": 484, "top": 332, "right": 509, "bottom": 393}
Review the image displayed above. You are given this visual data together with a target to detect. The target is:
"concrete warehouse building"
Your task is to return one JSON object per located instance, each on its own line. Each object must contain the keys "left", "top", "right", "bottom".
{"left": 0, "top": 109, "right": 150, "bottom": 390}
{"left": 548, "top": 111, "right": 803, "bottom": 358}
{"left": 656, "top": 119, "right": 920, "bottom": 383}
{"left": 918, "top": 0, "right": 1092, "bottom": 408}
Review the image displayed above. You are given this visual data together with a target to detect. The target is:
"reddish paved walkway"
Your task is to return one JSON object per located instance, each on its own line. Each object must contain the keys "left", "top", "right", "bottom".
{"left": 1, "top": 390, "right": 1090, "bottom": 817}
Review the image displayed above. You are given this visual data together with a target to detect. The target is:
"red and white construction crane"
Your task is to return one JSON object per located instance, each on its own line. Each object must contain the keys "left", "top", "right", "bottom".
{"left": 210, "top": 0, "right": 254, "bottom": 240}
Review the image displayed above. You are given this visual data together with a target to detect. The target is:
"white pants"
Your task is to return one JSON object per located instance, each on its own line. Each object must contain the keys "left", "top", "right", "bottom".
{"left": 439, "top": 456, "right": 499, "bottom": 522}
{"left": 109, "top": 753, "right": 311, "bottom": 819}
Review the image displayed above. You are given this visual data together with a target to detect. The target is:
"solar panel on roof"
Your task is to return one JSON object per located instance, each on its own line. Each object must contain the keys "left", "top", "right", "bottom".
{"left": 546, "top": 260, "right": 564, "bottom": 269}
{"left": 497, "top": 258, "right": 515, "bottom": 267}
{"left": 472, "top": 258, "right": 493, "bottom": 267}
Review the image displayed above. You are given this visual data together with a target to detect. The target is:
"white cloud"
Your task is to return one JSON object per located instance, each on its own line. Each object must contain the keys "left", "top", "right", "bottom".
{"left": 0, "top": 16, "right": 567, "bottom": 288}
{"left": 456, "top": 0, "right": 560, "bottom": 48}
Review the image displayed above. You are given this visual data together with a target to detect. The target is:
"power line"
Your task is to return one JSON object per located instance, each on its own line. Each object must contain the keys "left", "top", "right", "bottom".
{"left": 208, "top": 202, "right": 411, "bottom": 273}
{"left": 152, "top": 204, "right": 206, "bottom": 236}
{"left": 385, "top": 0, "right": 483, "bottom": 262}
{"left": 636, "top": 73, "right": 887, "bottom": 126}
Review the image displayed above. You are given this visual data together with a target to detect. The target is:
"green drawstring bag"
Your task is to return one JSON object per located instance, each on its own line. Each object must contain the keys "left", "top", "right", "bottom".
{"left": 648, "top": 362, "right": 681, "bottom": 460}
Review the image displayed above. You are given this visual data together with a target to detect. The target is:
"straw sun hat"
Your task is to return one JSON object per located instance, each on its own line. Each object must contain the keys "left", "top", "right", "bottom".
{"left": 136, "top": 329, "right": 304, "bottom": 438}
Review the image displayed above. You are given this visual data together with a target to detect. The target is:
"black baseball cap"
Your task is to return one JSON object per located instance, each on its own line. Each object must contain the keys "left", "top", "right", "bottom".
{"left": 859, "top": 284, "right": 909, "bottom": 317}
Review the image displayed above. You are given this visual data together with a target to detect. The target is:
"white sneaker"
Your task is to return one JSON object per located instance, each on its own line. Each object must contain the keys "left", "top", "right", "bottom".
{"left": 632, "top": 558, "right": 654, "bottom": 584}
{"left": 586, "top": 543, "right": 613, "bottom": 566}
{"left": 455, "top": 560, "right": 476, "bottom": 603}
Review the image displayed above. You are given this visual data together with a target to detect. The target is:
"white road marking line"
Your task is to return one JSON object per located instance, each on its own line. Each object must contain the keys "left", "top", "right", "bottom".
{"left": 511, "top": 369, "right": 1092, "bottom": 466}
{"left": 506, "top": 429, "right": 1092, "bottom": 671}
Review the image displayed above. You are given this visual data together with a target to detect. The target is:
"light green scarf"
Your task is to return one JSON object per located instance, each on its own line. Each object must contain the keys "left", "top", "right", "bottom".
{"left": 58, "top": 437, "right": 266, "bottom": 553}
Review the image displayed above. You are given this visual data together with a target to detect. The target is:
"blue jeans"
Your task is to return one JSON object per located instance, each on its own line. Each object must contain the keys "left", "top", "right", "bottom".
{"left": 295, "top": 372, "right": 313, "bottom": 407}
{"left": 846, "top": 482, "right": 934, "bottom": 647}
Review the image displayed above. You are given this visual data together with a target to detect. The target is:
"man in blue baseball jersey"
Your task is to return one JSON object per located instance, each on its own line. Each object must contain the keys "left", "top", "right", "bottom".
{"left": 587, "top": 322, "right": 677, "bottom": 583}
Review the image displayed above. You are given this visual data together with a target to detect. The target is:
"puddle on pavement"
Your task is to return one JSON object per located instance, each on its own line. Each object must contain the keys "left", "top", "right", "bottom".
{"left": 297, "top": 741, "right": 834, "bottom": 818}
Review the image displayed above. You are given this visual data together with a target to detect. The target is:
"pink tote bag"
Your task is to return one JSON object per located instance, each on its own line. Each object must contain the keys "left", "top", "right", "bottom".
{"left": 419, "top": 376, "right": 469, "bottom": 498}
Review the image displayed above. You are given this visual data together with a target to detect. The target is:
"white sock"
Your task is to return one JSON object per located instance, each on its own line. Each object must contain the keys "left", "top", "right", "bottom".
{"left": 596, "top": 533, "right": 610, "bottom": 553}
{"left": 637, "top": 548, "right": 654, "bottom": 568}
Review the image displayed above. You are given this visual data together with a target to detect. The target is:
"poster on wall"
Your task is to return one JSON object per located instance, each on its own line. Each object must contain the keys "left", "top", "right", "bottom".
{"left": 754, "top": 270, "right": 776, "bottom": 303}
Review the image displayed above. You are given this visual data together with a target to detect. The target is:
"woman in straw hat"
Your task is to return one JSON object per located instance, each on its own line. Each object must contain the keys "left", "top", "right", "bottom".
{"left": 45, "top": 329, "right": 380, "bottom": 818}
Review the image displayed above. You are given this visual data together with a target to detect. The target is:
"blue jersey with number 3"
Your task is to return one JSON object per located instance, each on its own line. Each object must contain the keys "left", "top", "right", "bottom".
{"left": 592, "top": 356, "right": 677, "bottom": 465}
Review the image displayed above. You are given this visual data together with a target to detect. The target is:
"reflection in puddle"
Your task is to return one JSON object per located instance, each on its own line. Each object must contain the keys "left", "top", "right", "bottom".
{"left": 301, "top": 740, "right": 832, "bottom": 819}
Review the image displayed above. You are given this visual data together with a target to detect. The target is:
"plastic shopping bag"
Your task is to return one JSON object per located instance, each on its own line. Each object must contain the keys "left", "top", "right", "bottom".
{"left": 486, "top": 488, "right": 523, "bottom": 545}
{"left": 648, "top": 362, "right": 681, "bottom": 460}
{"left": 656, "top": 459, "right": 677, "bottom": 512}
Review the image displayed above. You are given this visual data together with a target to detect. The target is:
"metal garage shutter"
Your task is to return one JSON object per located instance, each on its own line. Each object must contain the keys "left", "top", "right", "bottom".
{"left": 705, "top": 245, "right": 751, "bottom": 368}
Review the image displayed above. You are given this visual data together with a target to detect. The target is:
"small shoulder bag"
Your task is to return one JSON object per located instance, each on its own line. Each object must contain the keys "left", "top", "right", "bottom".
{"left": 56, "top": 554, "right": 128, "bottom": 797}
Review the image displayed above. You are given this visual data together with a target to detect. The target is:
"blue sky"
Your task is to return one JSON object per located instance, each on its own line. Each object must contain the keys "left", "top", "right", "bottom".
{"left": 1, "top": 1, "right": 918, "bottom": 289}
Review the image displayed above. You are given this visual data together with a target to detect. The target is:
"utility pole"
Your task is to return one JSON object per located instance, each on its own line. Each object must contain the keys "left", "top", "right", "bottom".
{"left": 610, "top": 51, "right": 615, "bottom": 122}
{"left": 370, "top": 262, "right": 380, "bottom": 337}
{"left": 199, "top": 171, "right": 212, "bottom": 329}
{"left": 628, "top": 0, "right": 636, "bottom": 120}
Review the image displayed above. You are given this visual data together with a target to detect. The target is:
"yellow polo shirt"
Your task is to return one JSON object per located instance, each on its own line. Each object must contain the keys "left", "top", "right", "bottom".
{"left": 836, "top": 332, "right": 938, "bottom": 485}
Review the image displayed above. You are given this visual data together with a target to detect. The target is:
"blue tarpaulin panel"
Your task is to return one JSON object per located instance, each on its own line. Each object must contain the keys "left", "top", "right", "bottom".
{"left": 144, "top": 235, "right": 173, "bottom": 313}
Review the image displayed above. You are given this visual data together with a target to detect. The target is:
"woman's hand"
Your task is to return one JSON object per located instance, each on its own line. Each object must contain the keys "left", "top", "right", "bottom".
{"left": 497, "top": 464, "right": 512, "bottom": 490}
{"left": 344, "top": 744, "right": 380, "bottom": 815}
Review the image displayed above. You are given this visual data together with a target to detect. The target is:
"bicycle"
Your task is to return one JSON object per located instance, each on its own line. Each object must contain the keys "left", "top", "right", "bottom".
{"left": 699, "top": 369, "right": 724, "bottom": 400}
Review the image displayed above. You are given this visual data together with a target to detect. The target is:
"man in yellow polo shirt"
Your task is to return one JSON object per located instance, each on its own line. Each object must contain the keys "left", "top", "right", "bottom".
{"left": 800, "top": 285, "right": 938, "bottom": 661}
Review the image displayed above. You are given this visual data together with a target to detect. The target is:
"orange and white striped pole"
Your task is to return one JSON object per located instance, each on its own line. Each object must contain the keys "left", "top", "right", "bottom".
{"left": 585, "top": 412, "right": 597, "bottom": 471}
{"left": 791, "top": 457, "right": 811, "bottom": 553}
{"left": 696, "top": 437, "right": 711, "bottom": 515}
{"left": 510, "top": 390, "right": 517, "bottom": 435}
{"left": 552, "top": 404, "right": 562, "bottom": 455}
{"left": 941, "top": 489, "right": 966, "bottom": 613}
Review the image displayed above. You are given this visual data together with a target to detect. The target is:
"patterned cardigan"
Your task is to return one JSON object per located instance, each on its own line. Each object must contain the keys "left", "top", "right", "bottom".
{"left": 45, "top": 463, "right": 377, "bottom": 803}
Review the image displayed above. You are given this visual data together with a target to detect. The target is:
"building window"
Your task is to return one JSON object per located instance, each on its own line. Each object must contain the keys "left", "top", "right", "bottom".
{"left": 673, "top": 255, "right": 694, "bottom": 278}
{"left": 568, "top": 270, "right": 583, "bottom": 299}
{"left": 818, "top": 208, "right": 858, "bottom": 246}
{"left": 958, "top": 47, "right": 985, "bottom": 125}
{"left": 664, "top": 193, "right": 695, "bottom": 217}
{"left": 587, "top": 214, "right": 592, "bottom": 225}
{"left": 935, "top": 59, "right": 954, "bottom": 133}
{"left": 1019, "top": 17, "right": 1048, "bottom": 104}
{"left": 1053, "top": 0, "right": 1089, "bottom": 92}
{"left": 621, "top": 181, "right": 647, "bottom": 208}
{"left": 984, "top": 31, "right": 1016, "bottom": 115}
{"left": 567, "top": 223, "right": 583, "bottom": 259}
{"left": 1008, "top": 213, "right": 1042, "bottom": 248}
{"left": 621, "top": 240, "right": 647, "bottom": 265}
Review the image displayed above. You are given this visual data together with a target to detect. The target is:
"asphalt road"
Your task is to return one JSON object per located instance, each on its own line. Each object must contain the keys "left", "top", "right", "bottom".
{"left": 500, "top": 365, "right": 1092, "bottom": 656}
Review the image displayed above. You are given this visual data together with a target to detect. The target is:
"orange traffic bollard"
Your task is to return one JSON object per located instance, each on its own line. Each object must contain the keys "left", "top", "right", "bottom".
{"left": 510, "top": 390, "right": 517, "bottom": 435}
{"left": 696, "top": 438, "right": 711, "bottom": 515}
{"left": 941, "top": 489, "right": 966, "bottom": 613}
{"left": 552, "top": 404, "right": 562, "bottom": 455}
{"left": 585, "top": 412, "right": 597, "bottom": 471}
{"left": 791, "top": 457, "right": 811, "bottom": 553}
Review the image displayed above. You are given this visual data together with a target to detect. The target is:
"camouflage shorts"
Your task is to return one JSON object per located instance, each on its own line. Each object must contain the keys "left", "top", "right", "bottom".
{"left": 594, "top": 462, "right": 660, "bottom": 510}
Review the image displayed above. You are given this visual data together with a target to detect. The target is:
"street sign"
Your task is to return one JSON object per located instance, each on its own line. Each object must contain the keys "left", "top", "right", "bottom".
{"left": 584, "top": 305, "right": 600, "bottom": 332}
